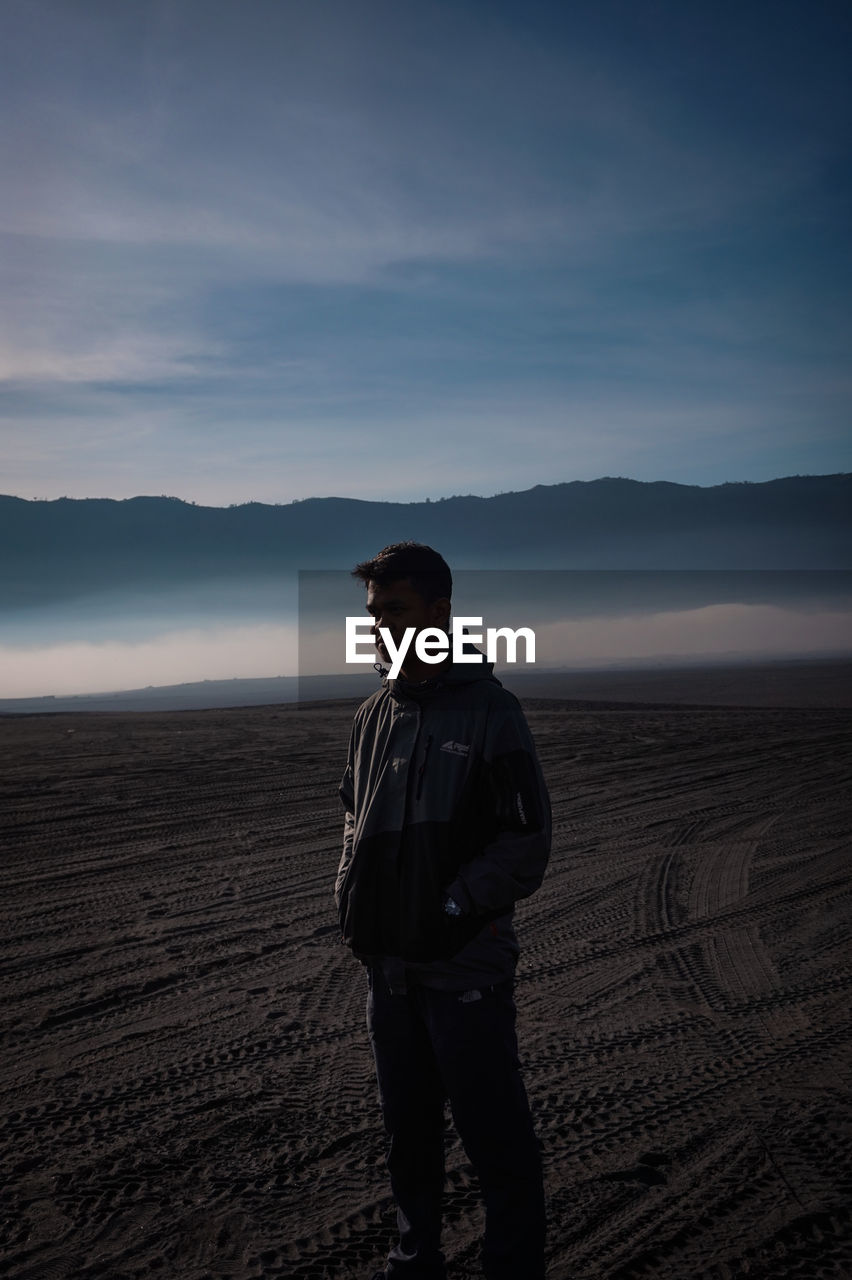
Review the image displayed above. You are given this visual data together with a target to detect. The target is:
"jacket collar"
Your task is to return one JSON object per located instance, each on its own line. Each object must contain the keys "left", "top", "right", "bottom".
{"left": 382, "top": 652, "right": 501, "bottom": 703}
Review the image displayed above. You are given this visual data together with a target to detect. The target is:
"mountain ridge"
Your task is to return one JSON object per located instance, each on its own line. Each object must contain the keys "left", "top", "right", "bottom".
{"left": 2, "top": 474, "right": 851, "bottom": 609}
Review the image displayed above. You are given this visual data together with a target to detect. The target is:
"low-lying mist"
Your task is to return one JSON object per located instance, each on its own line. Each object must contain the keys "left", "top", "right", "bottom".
{"left": 2, "top": 571, "right": 850, "bottom": 700}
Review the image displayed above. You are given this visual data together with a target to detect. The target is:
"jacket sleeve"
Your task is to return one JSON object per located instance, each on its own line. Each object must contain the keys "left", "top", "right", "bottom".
{"left": 335, "top": 723, "right": 357, "bottom": 909}
{"left": 444, "top": 698, "right": 551, "bottom": 916}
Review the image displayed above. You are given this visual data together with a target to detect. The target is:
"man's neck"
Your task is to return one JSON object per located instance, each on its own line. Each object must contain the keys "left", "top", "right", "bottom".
{"left": 398, "top": 656, "right": 451, "bottom": 684}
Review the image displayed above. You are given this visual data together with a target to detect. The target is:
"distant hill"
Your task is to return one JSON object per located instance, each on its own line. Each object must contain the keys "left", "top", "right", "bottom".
{"left": 2, "top": 475, "right": 851, "bottom": 609}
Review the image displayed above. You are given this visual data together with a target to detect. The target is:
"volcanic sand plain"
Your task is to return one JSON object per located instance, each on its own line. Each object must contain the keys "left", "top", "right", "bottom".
{"left": 1, "top": 674, "right": 851, "bottom": 1279}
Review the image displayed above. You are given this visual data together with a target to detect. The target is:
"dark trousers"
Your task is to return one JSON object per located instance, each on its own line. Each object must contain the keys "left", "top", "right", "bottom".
{"left": 366, "top": 967, "right": 546, "bottom": 1280}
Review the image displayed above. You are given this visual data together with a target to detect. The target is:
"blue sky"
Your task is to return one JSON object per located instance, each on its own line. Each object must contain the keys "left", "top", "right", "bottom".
{"left": 2, "top": 0, "right": 850, "bottom": 504}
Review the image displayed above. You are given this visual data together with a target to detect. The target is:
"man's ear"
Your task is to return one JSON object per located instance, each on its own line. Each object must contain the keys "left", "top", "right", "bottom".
{"left": 430, "top": 596, "right": 451, "bottom": 630}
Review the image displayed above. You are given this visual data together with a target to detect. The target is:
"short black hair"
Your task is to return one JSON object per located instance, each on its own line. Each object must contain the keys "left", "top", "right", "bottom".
{"left": 352, "top": 542, "right": 452, "bottom": 604}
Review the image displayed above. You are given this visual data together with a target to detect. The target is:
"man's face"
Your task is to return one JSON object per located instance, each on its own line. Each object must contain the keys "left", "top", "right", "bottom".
{"left": 366, "top": 577, "right": 450, "bottom": 675}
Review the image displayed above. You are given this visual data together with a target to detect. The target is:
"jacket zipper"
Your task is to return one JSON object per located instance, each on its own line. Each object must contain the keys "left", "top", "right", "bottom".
{"left": 415, "top": 734, "right": 433, "bottom": 800}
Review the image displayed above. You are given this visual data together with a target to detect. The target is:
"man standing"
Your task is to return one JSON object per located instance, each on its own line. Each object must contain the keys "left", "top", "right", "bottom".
{"left": 336, "top": 542, "right": 551, "bottom": 1280}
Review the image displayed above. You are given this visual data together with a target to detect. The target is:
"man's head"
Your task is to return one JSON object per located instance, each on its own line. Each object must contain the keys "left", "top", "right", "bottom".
{"left": 352, "top": 542, "right": 452, "bottom": 679}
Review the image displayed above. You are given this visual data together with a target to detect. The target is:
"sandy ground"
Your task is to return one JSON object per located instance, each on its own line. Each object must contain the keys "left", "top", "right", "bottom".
{"left": 1, "top": 682, "right": 850, "bottom": 1279}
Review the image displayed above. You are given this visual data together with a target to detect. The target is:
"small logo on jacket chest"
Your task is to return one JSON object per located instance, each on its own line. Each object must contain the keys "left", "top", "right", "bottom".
{"left": 440, "top": 740, "right": 470, "bottom": 757}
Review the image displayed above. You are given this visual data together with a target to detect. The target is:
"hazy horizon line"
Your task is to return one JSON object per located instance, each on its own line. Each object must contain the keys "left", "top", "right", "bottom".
{"left": 4, "top": 649, "right": 852, "bottom": 709}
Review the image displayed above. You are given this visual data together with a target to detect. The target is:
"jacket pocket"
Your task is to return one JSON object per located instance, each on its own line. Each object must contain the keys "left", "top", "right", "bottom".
{"left": 395, "top": 818, "right": 505, "bottom": 962}
{"left": 338, "top": 832, "right": 402, "bottom": 957}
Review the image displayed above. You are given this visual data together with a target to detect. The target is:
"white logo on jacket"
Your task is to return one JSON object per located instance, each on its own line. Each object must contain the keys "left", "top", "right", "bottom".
{"left": 440, "top": 740, "right": 470, "bottom": 757}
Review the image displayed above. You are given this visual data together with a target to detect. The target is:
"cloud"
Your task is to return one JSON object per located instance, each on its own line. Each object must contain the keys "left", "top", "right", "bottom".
{"left": 3, "top": 0, "right": 822, "bottom": 278}
{"left": 2, "top": 0, "right": 849, "bottom": 498}
{"left": 2, "top": 377, "right": 847, "bottom": 508}
{"left": 0, "top": 328, "right": 222, "bottom": 386}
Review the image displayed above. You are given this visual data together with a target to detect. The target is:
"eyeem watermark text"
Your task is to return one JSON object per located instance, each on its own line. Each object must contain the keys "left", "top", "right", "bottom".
{"left": 346, "top": 616, "right": 535, "bottom": 679}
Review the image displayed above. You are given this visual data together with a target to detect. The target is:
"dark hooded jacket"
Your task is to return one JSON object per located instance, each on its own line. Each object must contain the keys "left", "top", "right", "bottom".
{"left": 336, "top": 658, "right": 551, "bottom": 989}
